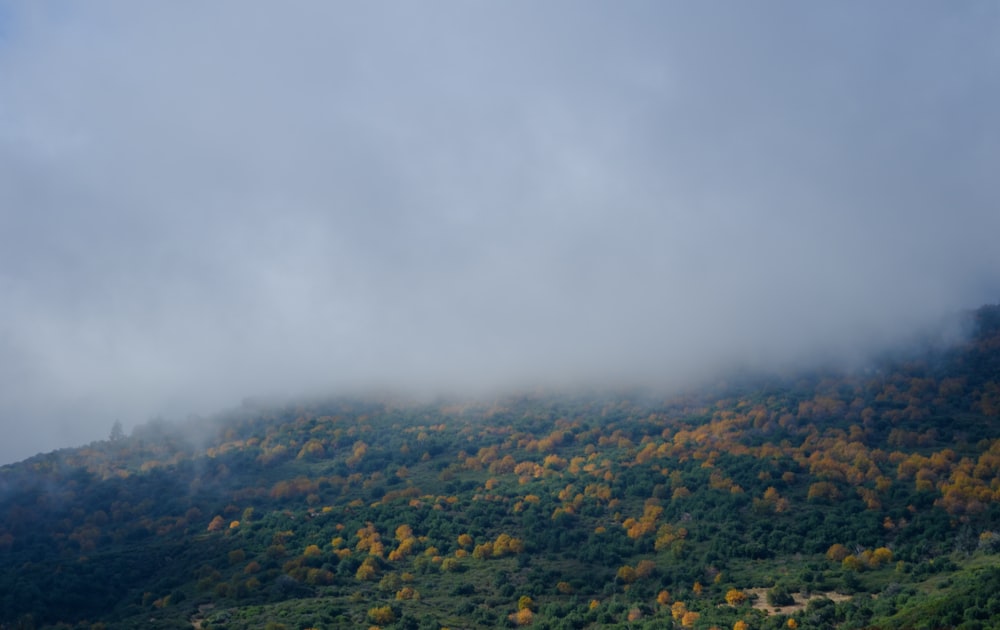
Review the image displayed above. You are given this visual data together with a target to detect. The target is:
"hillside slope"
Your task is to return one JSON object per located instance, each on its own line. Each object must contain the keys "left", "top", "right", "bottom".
{"left": 1, "top": 305, "right": 999, "bottom": 629}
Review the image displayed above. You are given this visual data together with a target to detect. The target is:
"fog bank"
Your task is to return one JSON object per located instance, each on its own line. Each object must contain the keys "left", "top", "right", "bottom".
{"left": 1, "top": 2, "right": 999, "bottom": 464}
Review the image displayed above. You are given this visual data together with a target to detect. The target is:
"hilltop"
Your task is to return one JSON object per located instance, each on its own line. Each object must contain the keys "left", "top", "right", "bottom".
{"left": 1, "top": 305, "right": 999, "bottom": 629}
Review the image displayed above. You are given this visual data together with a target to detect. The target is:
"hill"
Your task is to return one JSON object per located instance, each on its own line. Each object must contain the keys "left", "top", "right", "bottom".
{"left": 2, "top": 305, "right": 999, "bottom": 629}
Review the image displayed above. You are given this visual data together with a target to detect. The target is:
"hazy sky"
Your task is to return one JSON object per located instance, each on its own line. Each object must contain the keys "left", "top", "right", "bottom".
{"left": 1, "top": 2, "right": 999, "bottom": 464}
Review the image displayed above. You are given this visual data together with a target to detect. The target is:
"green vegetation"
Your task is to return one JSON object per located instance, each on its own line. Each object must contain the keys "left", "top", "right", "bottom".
{"left": 1, "top": 305, "right": 999, "bottom": 629}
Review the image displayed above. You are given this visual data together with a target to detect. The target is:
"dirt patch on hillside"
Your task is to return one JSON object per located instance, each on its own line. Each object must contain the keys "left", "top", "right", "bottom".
{"left": 745, "top": 588, "right": 852, "bottom": 615}
{"left": 191, "top": 603, "right": 215, "bottom": 629}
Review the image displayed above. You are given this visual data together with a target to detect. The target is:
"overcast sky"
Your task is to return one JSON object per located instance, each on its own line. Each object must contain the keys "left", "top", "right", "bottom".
{"left": 1, "top": 2, "right": 998, "bottom": 464}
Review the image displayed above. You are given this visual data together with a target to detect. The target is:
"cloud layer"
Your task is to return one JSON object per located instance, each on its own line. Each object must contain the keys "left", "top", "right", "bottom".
{"left": 2, "top": 2, "right": 999, "bottom": 463}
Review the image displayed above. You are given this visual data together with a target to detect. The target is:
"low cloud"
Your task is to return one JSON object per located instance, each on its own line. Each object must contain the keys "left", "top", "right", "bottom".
{"left": 1, "top": 2, "right": 998, "bottom": 463}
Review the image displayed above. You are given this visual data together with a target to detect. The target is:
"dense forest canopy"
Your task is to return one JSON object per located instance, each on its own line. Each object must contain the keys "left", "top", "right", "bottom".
{"left": 1, "top": 304, "right": 999, "bottom": 629}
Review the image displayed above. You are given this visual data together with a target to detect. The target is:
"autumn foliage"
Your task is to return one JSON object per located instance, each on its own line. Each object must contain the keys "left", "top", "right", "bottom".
{"left": 1, "top": 304, "right": 999, "bottom": 629}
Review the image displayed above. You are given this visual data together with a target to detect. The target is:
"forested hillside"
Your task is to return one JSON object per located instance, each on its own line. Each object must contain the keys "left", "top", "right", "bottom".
{"left": 2, "top": 306, "right": 999, "bottom": 630}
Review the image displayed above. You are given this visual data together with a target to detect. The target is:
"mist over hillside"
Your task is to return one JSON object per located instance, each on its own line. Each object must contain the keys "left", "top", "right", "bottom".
{"left": 4, "top": 3, "right": 1000, "bottom": 627}
{"left": 0, "top": 303, "right": 998, "bottom": 628}
{"left": 2, "top": 3, "right": 999, "bottom": 466}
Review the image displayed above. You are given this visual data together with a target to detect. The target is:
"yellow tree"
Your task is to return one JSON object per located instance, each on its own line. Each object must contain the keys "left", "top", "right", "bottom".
{"left": 635, "top": 559, "right": 657, "bottom": 579}
{"left": 472, "top": 543, "right": 493, "bottom": 560}
{"left": 394, "top": 524, "right": 413, "bottom": 541}
{"left": 395, "top": 587, "right": 419, "bottom": 600}
{"left": 616, "top": 565, "right": 638, "bottom": 584}
{"left": 725, "top": 589, "right": 747, "bottom": 606}
{"left": 671, "top": 601, "right": 687, "bottom": 620}
{"left": 871, "top": 547, "right": 894, "bottom": 567}
{"left": 368, "top": 605, "right": 395, "bottom": 625}
{"left": 303, "top": 544, "right": 322, "bottom": 558}
{"left": 842, "top": 555, "right": 864, "bottom": 571}
{"left": 826, "top": 543, "right": 849, "bottom": 562}
{"left": 355, "top": 557, "right": 378, "bottom": 581}
{"left": 493, "top": 533, "right": 515, "bottom": 556}
{"left": 510, "top": 608, "right": 533, "bottom": 626}
{"left": 681, "top": 611, "right": 700, "bottom": 627}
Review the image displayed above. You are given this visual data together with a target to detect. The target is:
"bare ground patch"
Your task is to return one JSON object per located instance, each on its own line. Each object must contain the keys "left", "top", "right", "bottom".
{"left": 745, "top": 588, "right": 852, "bottom": 615}
{"left": 190, "top": 603, "right": 215, "bottom": 629}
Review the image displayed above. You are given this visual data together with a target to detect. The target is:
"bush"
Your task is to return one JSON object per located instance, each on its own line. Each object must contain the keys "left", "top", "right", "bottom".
{"left": 767, "top": 585, "right": 795, "bottom": 607}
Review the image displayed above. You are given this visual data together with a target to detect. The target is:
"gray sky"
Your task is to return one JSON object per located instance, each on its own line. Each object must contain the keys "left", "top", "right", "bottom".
{"left": 1, "top": 2, "right": 999, "bottom": 464}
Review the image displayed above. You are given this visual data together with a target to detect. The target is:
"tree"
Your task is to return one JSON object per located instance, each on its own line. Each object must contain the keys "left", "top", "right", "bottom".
{"left": 368, "top": 605, "right": 395, "bottom": 624}
{"left": 396, "top": 587, "right": 419, "bottom": 600}
{"left": 356, "top": 558, "right": 378, "bottom": 581}
{"left": 726, "top": 589, "right": 747, "bottom": 606}
{"left": 635, "top": 559, "right": 657, "bottom": 579}
{"left": 681, "top": 611, "right": 700, "bottom": 627}
{"left": 842, "top": 555, "right": 864, "bottom": 572}
{"left": 826, "top": 543, "right": 849, "bottom": 563}
{"left": 768, "top": 585, "right": 794, "bottom": 607}
{"left": 297, "top": 439, "right": 326, "bottom": 459}
{"left": 472, "top": 543, "right": 493, "bottom": 560}
{"left": 395, "top": 524, "right": 414, "bottom": 541}
{"left": 510, "top": 608, "right": 533, "bottom": 626}
{"left": 870, "top": 546, "right": 894, "bottom": 566}
{"left": 616, "top": 565, "right": 637, "bottom": 584}
{"left": 671, "top": 602, "right": 687, "bottom": 620}
{"left": 109, "top": 420, "right": 125, "bottom": 442}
